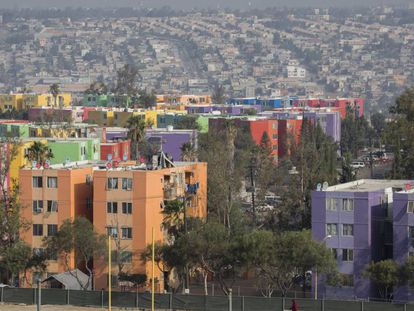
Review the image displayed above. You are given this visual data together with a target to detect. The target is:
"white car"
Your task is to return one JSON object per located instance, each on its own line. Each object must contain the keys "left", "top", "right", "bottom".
{"left": 351, "top": 162, "right": 365, "bottom": 169}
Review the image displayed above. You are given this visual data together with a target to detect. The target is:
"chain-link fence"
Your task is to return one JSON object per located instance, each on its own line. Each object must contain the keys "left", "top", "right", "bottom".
{"left": 0, "top": 287, "right": 412, "bottom": 311}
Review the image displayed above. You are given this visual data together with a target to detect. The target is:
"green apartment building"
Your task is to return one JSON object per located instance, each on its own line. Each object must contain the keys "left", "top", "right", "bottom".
{"left": 47, "top": 138, "right": 100, "bottom": 164}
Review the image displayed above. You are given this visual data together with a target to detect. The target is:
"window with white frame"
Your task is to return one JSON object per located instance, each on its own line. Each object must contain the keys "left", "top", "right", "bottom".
{"left": 107, "top": 178, "right": 118, "bottom": 190}
{"left": 342, "top": 249, "right": 354, "bottom": 261}
{"left": 107, "top": 227, "right": 118, "bottom": 237}
{"left": 47, "top": 177, "right": 58, "bottom": 188}
{"left": 122, "top": 227, "right": 132, "bottom": 239}
{"left": 342, "top": 224, "right": 354, "bottom": 236}
{"left": 326, "top": 223, "right": 338, "bottom": 236}
{"left": 107, "top": 202, "right": 118, "bottom": 213}
{"left": 122, "top": 178, "right": 132, "bottom": 190}
{"left": 33, "top": 200, "right": 43, "bottom": 213}
{"left": 47, "top": 200, "right": 58, "bottom": 212}
{"left": 326, "top": 198, "right": 337, "bottom": 211}
{"left": 408, "top": 201, "right": 414, "bottom": 213}
{"left": 33, "top": 176, "right": 43, "bottom": 188}
{"left": 122, "top": 202, "right": 132, "bottom": 214}
{"left": 342, "top": 199, "right": 354, "bottom": 211}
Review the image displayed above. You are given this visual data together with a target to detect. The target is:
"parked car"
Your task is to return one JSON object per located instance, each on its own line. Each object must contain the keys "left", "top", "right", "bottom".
{"left": 351, "top": 162, "right": 365, "bottom": 169}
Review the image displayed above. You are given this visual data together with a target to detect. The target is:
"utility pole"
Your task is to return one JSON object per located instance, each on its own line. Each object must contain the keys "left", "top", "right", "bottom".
{"left": 249, "top": 156, "right": 256, "bottom": 225}
{"left": 37, "top": 279, "right": 41, "bottom": 311}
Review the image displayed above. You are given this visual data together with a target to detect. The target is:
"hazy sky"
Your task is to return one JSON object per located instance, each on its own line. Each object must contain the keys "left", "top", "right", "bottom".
{"left": 0, "top": 0, "right": 411, "bottom": 9}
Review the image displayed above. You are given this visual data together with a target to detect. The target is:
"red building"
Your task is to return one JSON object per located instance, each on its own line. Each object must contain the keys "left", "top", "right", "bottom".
{"left": 100, "top": 140, "right": 131, "bottom": 162}
{"left": 293, "top": 98, "right": 364, "bottom": 119}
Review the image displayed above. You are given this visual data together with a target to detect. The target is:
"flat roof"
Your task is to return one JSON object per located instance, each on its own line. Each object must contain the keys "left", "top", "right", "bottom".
{"left": 325, "top": 179, "right": 414, "bottom": 192}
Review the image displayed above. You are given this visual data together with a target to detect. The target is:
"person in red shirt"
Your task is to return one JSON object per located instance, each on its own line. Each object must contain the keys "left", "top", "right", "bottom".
{"left": 291, "top": 299, "right": 298, "bottom": 311}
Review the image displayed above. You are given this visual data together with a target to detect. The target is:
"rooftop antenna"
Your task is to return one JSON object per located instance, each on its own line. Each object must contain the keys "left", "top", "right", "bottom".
{"left": 322, "top": 181, "right": 329, "bottom": 191}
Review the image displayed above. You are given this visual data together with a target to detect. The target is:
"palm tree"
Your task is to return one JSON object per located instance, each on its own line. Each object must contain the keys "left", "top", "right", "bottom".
{"left": 126, "top": 116, "right": 146, "bottom": 160}
{"left": 49, "top": 83, "right": 60, "bottom": 108}
{"left": 180, "top": 142, "right": 197, "bottom": 162}
{"left": 25, "top": 141, "right": 54, "bottom": 165}
{"left": 161, "top": 199, "right": 185, "bottom": 238}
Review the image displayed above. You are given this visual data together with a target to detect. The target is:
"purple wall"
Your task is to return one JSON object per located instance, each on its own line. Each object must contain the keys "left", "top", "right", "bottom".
{"left": 145, "top": 130, "right": 197, "bottom": 161}
{"left": 393, "top": 191, "right": 414, "bottom": 301}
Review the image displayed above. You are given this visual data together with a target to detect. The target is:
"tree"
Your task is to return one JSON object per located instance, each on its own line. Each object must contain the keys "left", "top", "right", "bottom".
{"left": 175, "top": 115, "right": 200, "bottom": 131}
{"left": 49, "top": 83, "right": 60, "bottom": 107}
{"left": 386, "top": 87, "right": 414, "bottom": 178}
{"left": 400, "top": 256, "right": 414, "bottom": 289}
{"left": 341, "top": 109, "right": 371, "bottom": 158}
{"left": 363, "top": 260, "right": 399, "bottom": 300}
{"left": 180, "top": 142, "right": 197, "bottom": 162}
{"left": 136, "top": 89, "right": 156, "bottom": 108}
{"left": 85, "top": 81, "right": 108, "bottom": 95}
{"left": 161, "top": 199, "right": 186, "bottom": 239}
{"left": 340, "top": 152, "right": 356, "bottom": 183}
{"left": 25, "top": 141, "right": 54, "bottom": 165}
{"left": 126, "top": 116, "right": 146, "bottom": 160}
{"left": 211, "top": 84, "right": 226, "bottom": 105}
{"left": 371, "top": 112, "right": 386, "bottom": 137}
{"left": 113, "top": 64, "right": 140, "bottom": 97}
{"left": 0, "top": 140, "right": 20, "bottom": 203}
{"left": 44, "top": 217, "right": 106, "bottom": 290}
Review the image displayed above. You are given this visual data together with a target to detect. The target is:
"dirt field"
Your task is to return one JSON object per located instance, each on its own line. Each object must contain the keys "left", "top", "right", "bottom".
{"left": 0, "top": 304, "right": 140, "bottom": 310}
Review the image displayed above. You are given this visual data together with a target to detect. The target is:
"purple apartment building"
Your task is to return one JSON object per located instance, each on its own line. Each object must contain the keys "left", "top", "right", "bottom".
{"left": 312, "top": 179, "right": 413, "bottom": 300}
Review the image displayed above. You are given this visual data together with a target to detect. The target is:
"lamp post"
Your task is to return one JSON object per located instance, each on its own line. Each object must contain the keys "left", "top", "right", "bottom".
{"left": 314, "top": 235, "right": 332, "bottom": 300}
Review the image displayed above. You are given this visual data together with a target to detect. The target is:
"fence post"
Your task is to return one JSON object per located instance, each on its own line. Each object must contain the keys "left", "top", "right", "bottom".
{"left": 238, "top": 286, "right": 240, "bottom": 297}
{"left": 321, "top": 298, "right": 324, "bottom": 311}
{"left": 37, "top": 279, "right": 41, "bottom": 311}
{"left": 361, "top": 300, "right": 364, "bottom": 311}
{"left": 282, "top": 297, "right": 285, "bottom": 311}
{"left": 101, "top": 290, "right": 104, "bottom": 308}
{"left": 135, "top": 290, "right": 139, "bottom": 308}
{"left": 66, "top": 289, "right": 70, "bottom": 305}
{"left": 404, "top": 304, "right": 407, "bottom": 311}
{"left": 0, "top": 286, "right": 3, "bottom": 303}
{"left": 212, "top": 284, "right": 215, "bottom": 296}
{"left": 241, "top": 296, "right": 245, "bottom": 311}
{"left": 33, "top": 287, "right": 37, "bottom": 305}
{"left": 169, "top": 292, "right": 173, "bottom": 311}
{"left": 228, "top": 288, "right": 232, "bottom": 311}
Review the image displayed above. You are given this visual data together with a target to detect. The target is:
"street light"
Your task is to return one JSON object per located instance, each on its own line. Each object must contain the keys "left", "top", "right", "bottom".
{"left": 314, "top": 235, "right": 332, "bottom": 300}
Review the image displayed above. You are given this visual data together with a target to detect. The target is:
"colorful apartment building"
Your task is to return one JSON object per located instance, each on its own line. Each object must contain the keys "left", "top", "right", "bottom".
{"left": 311, "top": 179, "right": 412, "bottom": 300}
{"left": 293, "top": 98, "right": 364, "bottom": 119}
{"left": 92, "top": 160, "right": 207, "bottom": 290}
{"left": 47, "top": 138, "right": 100, "bottom": 164}
{"left": 19, "top": 163, "right": 94, "bottom": 287}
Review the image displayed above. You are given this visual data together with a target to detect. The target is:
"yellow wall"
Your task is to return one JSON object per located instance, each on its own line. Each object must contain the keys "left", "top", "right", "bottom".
{"left": 9, "top": 139, "right": 47, "bottom": 186}
{"left": 34, "top": 93, "right": 71, "bottom": 108}
{"left": 0, "top": 93, "right": 71, "bottom": 111}
{"left": 88, "top": 110, "right": 114, "bottom": 126}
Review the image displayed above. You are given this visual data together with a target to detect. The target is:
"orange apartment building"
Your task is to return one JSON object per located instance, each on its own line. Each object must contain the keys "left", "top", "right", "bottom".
{"left": 92, "top": 161, "right": 207, "bottom": 291}
{"left": 19, "top": 163, "right": 94, "bottom": 287}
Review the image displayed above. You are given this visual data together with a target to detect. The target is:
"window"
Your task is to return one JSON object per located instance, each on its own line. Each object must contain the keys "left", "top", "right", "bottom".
{"left": 122, "top": 202, "right": 132, "bottom": 214}
{"left": 408, "top": 201, "right": 414, "bottom": 213}
{"left": 326, "top": 223, "right": 338, "bottom": 236}
{"left": 47, "top": 224, "right": 58, "bottom": 237}
{"left": 33, "top": 200, "right": 43, "bottom": 213}
{"left": 81, "top": 146, "right": 86, "bottom": 156}
{"left": 122, "top": 178, "right": 133, "bottom": 190}
{"left": 331, "top": 248, "right": 338, "bottom": 259}
{"left": 107, "top": 227, "right": 118, "bottom": 237}
{"left": 107, "top": 178, "right": 118, "bottom": 190}
{"left": 33, "top": 176, "right": 43, "bottom": 188}
{"left": 342, "top": 249, "right": 354, "bottom": 261}
{"left": 33, "top": 224, "right": 43, "bottom": 236}
{"left": 342, "top": 224, "right": 354, "bottom": 236}
{"left": 326, "top": 198, "right": 337, "bottom": 211}
{"left": 47, "top": 200, "right": 58, "bottom": 212}
{"left": 272, "top": 134, "right": 278, "bottom": 139}
{"left": 121, "top": 251, "right": 133, "bottom": 263}
{"left": 107, "top": 202, "right": 118, "bottom": 213}
{"left": 409, "top": 227, "right": 414, "bottom": 244}
{"left": 341, "top": 274, "right": 354, "bottom": 287}
{"left": 47, "top": 177, "right": 58, "bottom": 188}
{"left": 122, "top": 227, "right": 132, "bottom": 239}
{"left": 342, "top": 199, "right": 354, "bottom": 211}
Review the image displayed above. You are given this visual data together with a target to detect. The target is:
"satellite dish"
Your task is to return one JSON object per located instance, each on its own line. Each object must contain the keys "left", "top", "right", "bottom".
{"left": 113, "top": 160, "right": 119, "bottom": 168}
{"left": 32, "top": 161, "right": 37, "bottom": 169}
{"left": 123, "top": 154, "right": 127, "bottom": 161}
{"left": 316, "top": 183, "right": 322, "bottom": 191}
{"left": 106, "top": 162, "right": 112, "bottom": 170}
{"left": 44, "top": 161, "right": 50, "bottom": 169}
{"left": 107, "top": 154, "right": 113, "bottom": 161}
{"left": 322, "top": 181, "right": 329, "bottom": 191}
{"left": 405, "top": 183, "right": 412, "bottom": 191}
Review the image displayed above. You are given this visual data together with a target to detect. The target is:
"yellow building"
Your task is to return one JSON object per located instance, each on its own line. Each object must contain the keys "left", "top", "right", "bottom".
{"left": 87, "top": 110, "right": 114, "bottom": 127}
{"left": 0, "top": 93, "right": 72, "bottom": 111}
{"left": 0, "top": 94, "right": 23, "bottom": 111}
